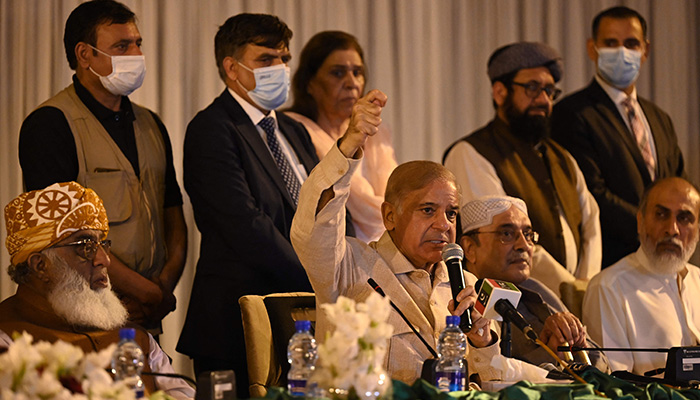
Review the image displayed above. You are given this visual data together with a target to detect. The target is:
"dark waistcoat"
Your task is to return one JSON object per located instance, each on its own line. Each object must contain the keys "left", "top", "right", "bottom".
{"left": 464, "top": 118, "right": 583, "bottom": 267}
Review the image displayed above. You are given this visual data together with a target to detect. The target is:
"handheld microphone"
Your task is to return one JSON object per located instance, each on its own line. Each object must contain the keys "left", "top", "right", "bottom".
{"left": 367, "top": 278, "right": 438, "bottom": 358}
{"left": 474, "top": 278, "right": 537, "bottom": 342}
{"left": 441, "top": 244, "right": 472, "bottom": 331}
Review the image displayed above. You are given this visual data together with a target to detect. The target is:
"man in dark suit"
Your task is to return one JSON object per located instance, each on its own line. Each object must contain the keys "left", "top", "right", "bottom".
{"left": 551, "top": 6, "right": 685, "bottom": 268}
{"left": 177, "top": 14, "right": 325, "bottom": 397}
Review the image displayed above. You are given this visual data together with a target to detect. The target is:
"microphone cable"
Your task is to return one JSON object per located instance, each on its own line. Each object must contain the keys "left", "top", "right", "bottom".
{"left": 367, "top": 278, "right": 438, "bottom": 358}
{"left": 141, "top": 371, "right": 197, "bottom": 387}
{"left": 536, "top": 339, "right": 606, "bottom": 397}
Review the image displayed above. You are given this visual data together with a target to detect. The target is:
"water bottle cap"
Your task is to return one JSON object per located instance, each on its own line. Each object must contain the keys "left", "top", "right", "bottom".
{"left": 446, "top": 315, "right": 460, "bottom": 326}
{"left": 119, "top": 327, "right": 136, "bottom": 340}
{"left": 294, "top": 320, "right": 311, "bottom": 332}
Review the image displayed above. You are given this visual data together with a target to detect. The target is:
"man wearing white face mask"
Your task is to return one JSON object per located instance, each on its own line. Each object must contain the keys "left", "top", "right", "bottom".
{"left": 178, "top": 13, "right": 338, "bottom": 398}
{"left": 18, "top": 0, "right": 188, "bottom": 333}
{"left": 551, "top": 6, "right": 685, "bottom": 269}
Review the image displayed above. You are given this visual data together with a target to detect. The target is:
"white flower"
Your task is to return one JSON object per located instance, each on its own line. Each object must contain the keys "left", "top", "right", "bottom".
{"left": 0, "top": 331, "right": 169, "bottom": 400}
{"left": 83, "top": 376, "right": 135, "bottom": 400}
{"left": 0, "top": 332, "right": 43, "bottom": 383}
{"left": 80, "top": 344, "right": 117, "bottom": 378}
{"left": 40, "top": 339, "right": 85, "bottom": 377}
{"left": 314, "top": 292, "right": 393, "bottom": 398}
{"left": 34, "top": 367, "right": 70, "bottom": 399}
{"left": 359, "top": 293, "right": 391, "bottom": 324}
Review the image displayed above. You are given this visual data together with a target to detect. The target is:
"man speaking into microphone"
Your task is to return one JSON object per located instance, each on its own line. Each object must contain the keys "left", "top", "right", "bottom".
{"left": 459, "top": 196, "right": 608, "bottom": 371}
{"left": 290, "top": 89, "right": 498, "bottom": 384}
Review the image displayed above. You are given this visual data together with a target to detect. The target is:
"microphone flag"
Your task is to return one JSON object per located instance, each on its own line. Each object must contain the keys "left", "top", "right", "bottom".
{"left": 474, "top": 278, "right": 522, "bottom": 321}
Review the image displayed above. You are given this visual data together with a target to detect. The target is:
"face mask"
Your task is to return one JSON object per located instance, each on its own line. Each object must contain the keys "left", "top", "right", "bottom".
{"left": 596, "top": 46, "right": 642, "bottom": 89}
{"left": 89, "top": 44, "right": 146, "bottom": 96}
{"left": 236, "top": 62, "right": 290, "bottom": 110}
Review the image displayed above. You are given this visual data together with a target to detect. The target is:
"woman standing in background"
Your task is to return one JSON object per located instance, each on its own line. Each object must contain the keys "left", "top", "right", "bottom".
{"left": 287, "top": 31, "right": 397, "bottom": 242}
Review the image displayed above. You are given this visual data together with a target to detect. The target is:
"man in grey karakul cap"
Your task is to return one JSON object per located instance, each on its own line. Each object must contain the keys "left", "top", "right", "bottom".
{"left": 443, "top": 42, "right": 602, "bottom": 297}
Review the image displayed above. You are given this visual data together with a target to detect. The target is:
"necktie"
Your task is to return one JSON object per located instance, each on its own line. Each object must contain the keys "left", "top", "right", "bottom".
{"left": 622, "top": 97, "right": 656, "bottom": 180}
{"left": 259, "top": 116, "right": 301, "bottom": 205}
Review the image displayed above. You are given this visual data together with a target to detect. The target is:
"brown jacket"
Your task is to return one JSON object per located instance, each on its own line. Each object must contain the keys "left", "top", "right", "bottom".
{"left": 0, "top": 285, "right": 156, "bottom": 393}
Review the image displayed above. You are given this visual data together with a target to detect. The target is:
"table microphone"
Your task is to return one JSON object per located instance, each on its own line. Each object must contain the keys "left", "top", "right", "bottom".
{"left": 367, "top": 278, "right": 443, "bottom": 384}
{"left": 493, "top": 298, "right": 538, "bottom": 342}
{"left": 565, "top": 346, "right": 700, "bottom": 388}
{"left": 367, "top": 278, "right": 437, "bottom": 358}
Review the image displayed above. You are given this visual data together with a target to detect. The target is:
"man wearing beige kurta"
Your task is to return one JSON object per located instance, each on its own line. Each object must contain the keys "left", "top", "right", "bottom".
{"left": 291, "top": 90, "right": 542, "bottom": 384}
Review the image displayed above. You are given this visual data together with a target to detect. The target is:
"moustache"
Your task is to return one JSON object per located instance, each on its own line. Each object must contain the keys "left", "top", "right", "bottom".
{"left": 508, "top": 251, "right": 531, "bottom": 265}
{"left": 656, "top": 236, "right": 684, "bottom": 250}
{"left": 526, "top": 105, "right": 550, "bottom": 114}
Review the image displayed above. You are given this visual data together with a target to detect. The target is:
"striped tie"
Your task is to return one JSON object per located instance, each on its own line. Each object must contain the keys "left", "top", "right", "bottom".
{"left": 622, "top": 97, "right": 656, "bottom": 180}
{"left": 259, "top": 116, "right": 301, "bottom": 204}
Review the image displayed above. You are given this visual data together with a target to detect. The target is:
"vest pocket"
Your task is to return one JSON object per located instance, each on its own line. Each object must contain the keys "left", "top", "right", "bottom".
{"left": 84, "top": 170, "right": 133, "bottom": 223}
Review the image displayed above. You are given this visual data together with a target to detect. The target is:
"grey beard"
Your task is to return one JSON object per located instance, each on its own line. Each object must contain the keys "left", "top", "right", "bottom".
{"left": 639, "top": 235, "right": 696, "bottom": 275}
{"left": 44, "top": 251, "right": 128, "bottom": 331}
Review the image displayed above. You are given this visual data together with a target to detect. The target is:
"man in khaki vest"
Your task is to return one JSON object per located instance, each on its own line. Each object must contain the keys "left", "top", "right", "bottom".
{"left": 0, "top": 182, "right": 194, "bottom": 399}
{"left": 18, "top": 0, "right": 186, "bottom": 331}
{"left": 443, "top": 42, "right": 601, "bottom": 296}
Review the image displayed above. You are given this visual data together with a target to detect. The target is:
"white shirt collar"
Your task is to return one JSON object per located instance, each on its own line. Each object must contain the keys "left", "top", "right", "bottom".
{"left": 227, "top": 86, "right": 277, "bottom": 126}
{"left": 595, "top": 74, "right": 638, "bottom": 105}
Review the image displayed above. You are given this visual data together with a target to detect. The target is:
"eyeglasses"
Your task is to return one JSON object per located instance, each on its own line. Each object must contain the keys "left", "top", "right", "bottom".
{"left": 51, "top": 238, "right": 111, "bottom": 261}
{"left": 511, "top": 81, "right": 562, "bottom": 101}
{"left": 469, "top": 228, "right": 539, "bottom": 245}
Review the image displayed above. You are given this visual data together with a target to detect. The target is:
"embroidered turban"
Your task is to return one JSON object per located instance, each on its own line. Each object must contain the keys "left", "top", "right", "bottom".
{"left": 461, "top": 195, "right": 528, "bottom": 234}
{"left": 4, "top": 181, "right": 109, "bottom": 265}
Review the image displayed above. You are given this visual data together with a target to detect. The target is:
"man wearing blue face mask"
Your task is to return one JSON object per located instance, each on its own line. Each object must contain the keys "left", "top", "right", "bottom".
{"left": 551, "top": 6, "right": 685, "bottom": 269}
{"left": 18, "top": 0, "right": 187, "bottom": 333}
{"left": 178, "top": 13, "right": 348, "bottom": 398}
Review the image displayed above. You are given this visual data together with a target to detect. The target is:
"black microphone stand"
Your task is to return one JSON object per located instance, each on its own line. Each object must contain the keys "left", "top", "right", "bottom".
{"left": 500, "top": 320, "right": 512, "bottom": 357}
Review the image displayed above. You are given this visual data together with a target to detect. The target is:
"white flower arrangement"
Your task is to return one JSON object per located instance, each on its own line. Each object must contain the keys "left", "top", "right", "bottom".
{"left": 311, "top": 292, "right": 394, "bottom": 400}
{"left": 0, "top": 331, "right": 172, "bottom": 400}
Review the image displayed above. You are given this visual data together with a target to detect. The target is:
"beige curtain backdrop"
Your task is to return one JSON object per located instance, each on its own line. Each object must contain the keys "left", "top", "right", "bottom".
{"left": 1, "top": 0, "right": 698, "bottom": 378}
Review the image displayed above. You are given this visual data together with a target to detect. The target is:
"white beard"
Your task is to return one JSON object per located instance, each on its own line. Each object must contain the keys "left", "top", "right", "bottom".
{"left": 45, "top": 252, "right": 128, "bottom": 330}
{"left": 639, "top": 233, "right": 696, "bottom": 276}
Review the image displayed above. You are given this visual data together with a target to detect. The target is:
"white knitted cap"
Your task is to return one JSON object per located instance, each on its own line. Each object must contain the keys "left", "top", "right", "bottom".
{"left": 461, "top": 195, "right": 528, "bottom": 234}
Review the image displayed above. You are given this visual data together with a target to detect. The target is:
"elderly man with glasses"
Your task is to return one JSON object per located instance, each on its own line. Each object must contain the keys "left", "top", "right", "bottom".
{"left": 459, "top": 195, "right": 608, "bottom": 371}
{"left": 0, "top": 181, "right": 194, "bottom": 399}
{"left": 443, "top": 42, "right": 602, "bottom": 296}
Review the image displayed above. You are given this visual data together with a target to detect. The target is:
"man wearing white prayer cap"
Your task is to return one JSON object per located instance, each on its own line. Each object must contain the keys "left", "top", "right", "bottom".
{"left": 459, "top": 195, "right": 608, "bottom": 371}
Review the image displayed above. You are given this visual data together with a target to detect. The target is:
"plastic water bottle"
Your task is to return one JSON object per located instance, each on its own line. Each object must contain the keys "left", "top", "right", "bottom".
{"left": 287, "top": 320, "right": 317, "bottom": 396}
{"left": 434, "top": 315, "right": 467, "bottom": 392}
{"left": 111, "top": 328, "right": 145, "bottom": 398}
